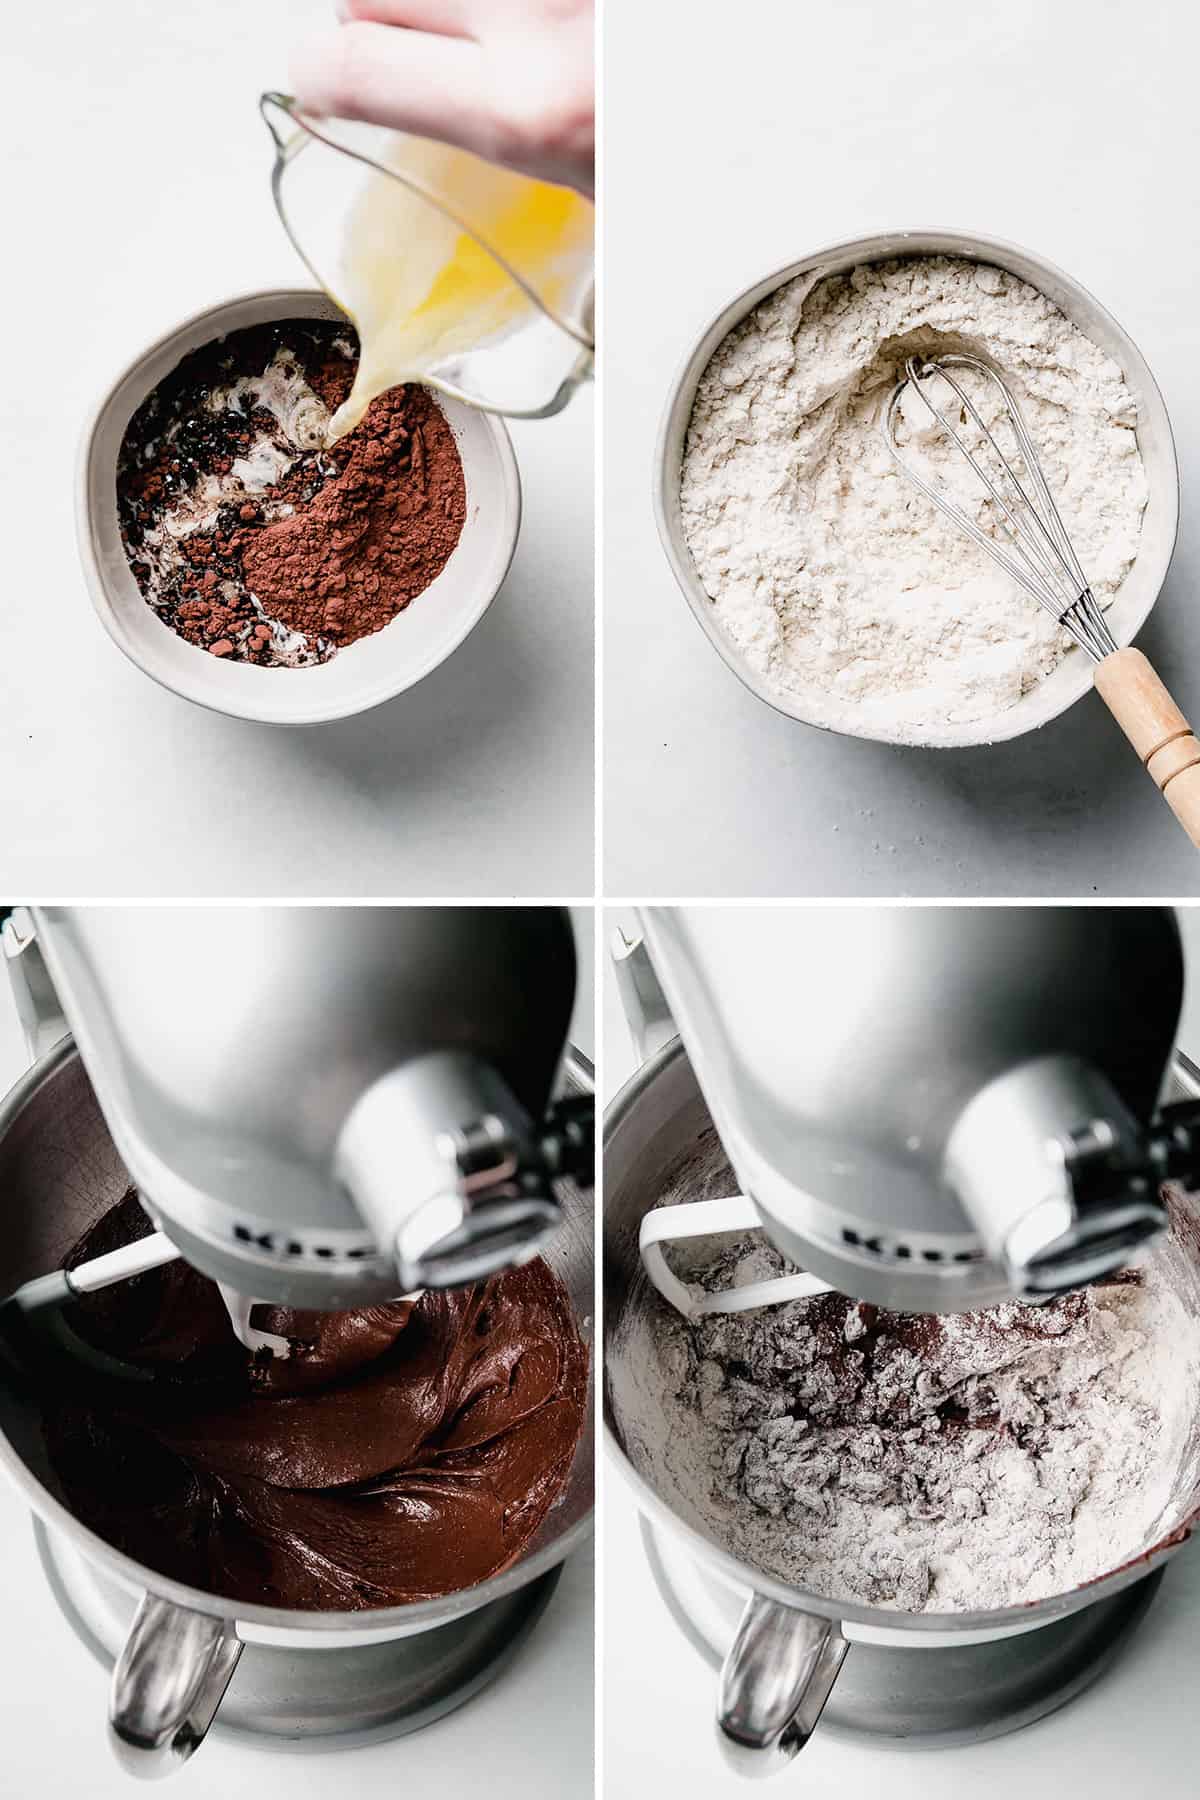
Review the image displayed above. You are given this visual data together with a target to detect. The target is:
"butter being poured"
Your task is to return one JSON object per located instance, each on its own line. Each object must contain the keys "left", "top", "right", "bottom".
{"left": 324, "top": 134, "right": 593, "bottom": 442}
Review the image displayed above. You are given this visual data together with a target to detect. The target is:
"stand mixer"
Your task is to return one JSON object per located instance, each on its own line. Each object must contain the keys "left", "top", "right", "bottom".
{"left": 605, "top": 905, "right": 1200, "bottom": 1775}
{"left": 0, "top": 904, "right": 594, "bottom": 1776}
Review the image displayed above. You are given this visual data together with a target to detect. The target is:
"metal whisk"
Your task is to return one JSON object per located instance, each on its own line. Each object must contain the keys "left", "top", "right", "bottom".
{"left": 882, "top": 351, "right": 1200, "bottom": 848}
{"left": 884, "top": 353, "right": 1118, "bottom": 661}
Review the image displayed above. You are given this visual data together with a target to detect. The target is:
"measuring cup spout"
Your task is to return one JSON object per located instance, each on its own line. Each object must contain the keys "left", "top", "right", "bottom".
{"left": 259, "top": 91, "right": 298, "bottom": 157}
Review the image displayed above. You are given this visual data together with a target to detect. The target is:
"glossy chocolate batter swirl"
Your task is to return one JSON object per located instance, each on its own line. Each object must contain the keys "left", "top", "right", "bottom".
{"left": 39, "top": 1191, "right": 587, "bottom": 1611}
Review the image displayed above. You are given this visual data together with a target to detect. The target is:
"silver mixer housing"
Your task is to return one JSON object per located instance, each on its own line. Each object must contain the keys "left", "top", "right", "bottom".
{"left": 18, "top": 906, "right": 580, "bottom": 1308}
{"left": 635, "top": 905, "right": 1184, "bottom": 1311}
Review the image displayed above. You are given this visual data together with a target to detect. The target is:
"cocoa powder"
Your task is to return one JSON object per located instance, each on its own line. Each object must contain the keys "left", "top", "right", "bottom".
{"left": 116, "top": 320, "right": 467, "bottom": 667}
{"left": 239, "top": 384, "right": 465, "bottom": 646}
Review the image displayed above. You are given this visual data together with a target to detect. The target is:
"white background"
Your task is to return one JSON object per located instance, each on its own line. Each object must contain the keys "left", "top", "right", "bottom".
{"left": 0, "top": 0, "right": 593, "bottom": 898}
{"left": 602, "top": 0, "right": 1200, "bottom": 897}
{"left": 602, "top": 903, "right": 1200, "bottom": 1795}
{"left": 0, "top": 906, "right": 594, "bottom": 1796}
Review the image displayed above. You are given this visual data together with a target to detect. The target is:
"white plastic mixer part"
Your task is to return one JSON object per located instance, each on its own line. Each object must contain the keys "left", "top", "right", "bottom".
{"left": 1, "top": 1227, "right": 426, "bottom": 1364}
{"left": 215, "top": 1281, "right": 423, "bottom": 1358}
{"left": 639, "top": 1199, "right": 831, "bottom": 1322}
{"left": 2, "top": 1230, "right": 302, "bottom": 1364}
{"left": 3, "top": 1229, "right": 182, "bottom": 1316}
{"left": 216, "top": 1285, "right": 295, "bottom": 1359}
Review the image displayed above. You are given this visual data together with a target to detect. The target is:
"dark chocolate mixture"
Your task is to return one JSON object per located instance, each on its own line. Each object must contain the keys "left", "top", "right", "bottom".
{"left": 39, "top": 1191, "right": 587, "bottom": 1610}
{"left": 116, "top": 321, "right": 467, "bottom": 667}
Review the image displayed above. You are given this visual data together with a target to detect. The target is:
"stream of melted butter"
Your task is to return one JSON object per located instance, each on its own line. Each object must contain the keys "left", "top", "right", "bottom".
{"left": 325, "top": 134, "right": 593, "bottom": 439}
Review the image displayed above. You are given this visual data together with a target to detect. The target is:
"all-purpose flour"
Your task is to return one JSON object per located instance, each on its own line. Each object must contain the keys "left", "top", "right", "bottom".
{"left": 679, "top": 257, "right": 1148, "bottom": 739}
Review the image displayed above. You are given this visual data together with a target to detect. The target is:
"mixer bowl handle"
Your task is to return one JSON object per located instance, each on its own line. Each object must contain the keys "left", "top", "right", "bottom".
{"left": 108, "top": 1594, "right": 243, "bottom": 1777}
{"left": 717, "top": 1596, "right": 847, "bottom": 1776}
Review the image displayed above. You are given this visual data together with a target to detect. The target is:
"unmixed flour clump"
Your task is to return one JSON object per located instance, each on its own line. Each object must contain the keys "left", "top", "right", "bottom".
{"left": 679, "top": 256, "right": 1148, "bottom": 738}
{"left": 620, "top": 1233, "right": 1198, "bottom": 1612}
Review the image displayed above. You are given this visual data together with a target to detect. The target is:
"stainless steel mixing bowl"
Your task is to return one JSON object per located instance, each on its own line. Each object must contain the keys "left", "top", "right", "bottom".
{"left": 604, "top": 1037, "right": 1200, "bottom": 1772}
{"left": 653, "top": 228, "right": 1181, "bottom": 748}
{"left": 0, "top": 1037, "right": 593, "bottom": 1773}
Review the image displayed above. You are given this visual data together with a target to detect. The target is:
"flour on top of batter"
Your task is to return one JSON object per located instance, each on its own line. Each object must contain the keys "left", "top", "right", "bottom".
{"left": 611, "top": 1231, "right": 1200, "bottom": 1613}
{"left": 679, "top": 257, "right": 1148, "bottom": 738}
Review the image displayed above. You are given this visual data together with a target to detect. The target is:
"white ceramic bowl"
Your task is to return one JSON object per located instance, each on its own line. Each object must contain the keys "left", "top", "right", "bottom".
{"left": 77, "top": 289, "right": 522, "bottom": 725}
{"left": 654, "top": 228, "right": 1181, "bottom": 748}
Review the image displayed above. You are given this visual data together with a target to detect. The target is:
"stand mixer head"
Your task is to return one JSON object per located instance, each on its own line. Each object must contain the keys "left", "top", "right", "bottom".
{"left": 631, "top": 905, "right": 1200, "bottom": 1311}
{"left": 7, "top": 905, "right": 590, "bottom": 1318}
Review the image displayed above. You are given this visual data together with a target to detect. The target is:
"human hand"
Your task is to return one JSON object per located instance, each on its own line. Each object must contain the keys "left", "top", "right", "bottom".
{"left": 290, "top": 1, "right": 594, "bottom": 196}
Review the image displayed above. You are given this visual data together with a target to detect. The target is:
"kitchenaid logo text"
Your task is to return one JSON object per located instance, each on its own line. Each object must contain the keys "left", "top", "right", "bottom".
{"left": 232, "top": 1223, "right": 374, "bottom": 1260}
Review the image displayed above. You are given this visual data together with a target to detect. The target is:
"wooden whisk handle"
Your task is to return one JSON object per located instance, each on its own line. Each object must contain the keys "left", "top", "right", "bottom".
{"left": 1094, "top": 647, "right": 1200, "bottom": 847}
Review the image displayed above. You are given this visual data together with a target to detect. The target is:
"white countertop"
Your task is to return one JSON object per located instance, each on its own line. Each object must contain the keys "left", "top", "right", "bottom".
{"left": 0, "top": 938, "right": 594, "bottom": 1795}
{"left": 1, "top": 0, "right": 592, "bottom": 898}
{"left": 602, "top": 0, "right": 1200, "bottom": 897}
{"left": 602, "top": 912, "right": 1200, "bottom": 1794}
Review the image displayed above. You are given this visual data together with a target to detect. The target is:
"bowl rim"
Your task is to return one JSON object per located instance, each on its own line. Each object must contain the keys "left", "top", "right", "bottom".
{"left": 652, "top": 226, "right": 1182, "bottom": 749}
{"left": 0, "top": 1035, "right": 594, "bottom": 1637}
{"left": 75, "top": 285, "right": 523, "bottom": 727}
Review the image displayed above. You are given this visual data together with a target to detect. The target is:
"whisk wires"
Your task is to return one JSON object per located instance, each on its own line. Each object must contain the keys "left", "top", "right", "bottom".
{"left": 883, "top": 353, "right": 1117, "bottom": 663}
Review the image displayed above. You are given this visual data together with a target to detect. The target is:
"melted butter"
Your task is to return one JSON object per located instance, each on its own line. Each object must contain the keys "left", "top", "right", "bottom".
{"left": 326, "top": 134, "right": 593, "bottom": 440}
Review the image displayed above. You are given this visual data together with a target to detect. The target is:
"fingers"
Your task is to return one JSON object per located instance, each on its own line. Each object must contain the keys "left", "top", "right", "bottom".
{"left": 292, "top": 10, "right": 595, "bottom": 192}
{"left": 334, "top": 0, "right": 477, "bottom": 35}
{"left": 290, "top": 21, "right": 491, "bottom": 149}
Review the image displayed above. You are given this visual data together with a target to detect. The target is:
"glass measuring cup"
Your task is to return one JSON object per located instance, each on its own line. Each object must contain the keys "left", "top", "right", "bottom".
{"left": 261, "top": 93, "right": 594, "bottom": 431}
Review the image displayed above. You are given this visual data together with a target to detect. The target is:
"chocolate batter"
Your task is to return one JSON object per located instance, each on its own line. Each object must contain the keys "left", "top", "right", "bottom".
{"left": 38, "top": 1191, "right": 587, "bottom": 1611}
